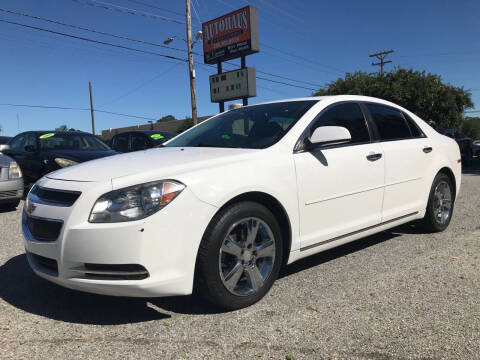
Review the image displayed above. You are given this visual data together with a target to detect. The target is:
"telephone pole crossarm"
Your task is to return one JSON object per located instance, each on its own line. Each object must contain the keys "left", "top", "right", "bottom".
{"left": 369, "top": 49, "right": 394, "bottom": 75}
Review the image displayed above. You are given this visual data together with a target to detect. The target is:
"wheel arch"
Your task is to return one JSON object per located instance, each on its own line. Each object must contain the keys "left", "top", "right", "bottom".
{"left": 438, "top": 166, "right": 457, "bottom": 199}
{"left": 208, "top": 191, "right": 293, "bottom": 267}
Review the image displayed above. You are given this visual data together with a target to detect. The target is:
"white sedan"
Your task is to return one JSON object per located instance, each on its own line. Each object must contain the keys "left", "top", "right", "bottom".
{"left": 23, "top": 95, "right": 461, "bottom": 309}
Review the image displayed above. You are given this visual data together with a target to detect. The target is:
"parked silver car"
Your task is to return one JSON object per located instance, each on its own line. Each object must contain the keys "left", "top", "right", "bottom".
{"left": 0, "top": 144, "right": 23, "bottom": 208}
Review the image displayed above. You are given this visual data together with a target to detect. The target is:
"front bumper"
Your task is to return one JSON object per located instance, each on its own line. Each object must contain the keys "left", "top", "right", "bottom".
{"left": 0, "top": 177, "right": 23, "bottom": 203}
{"left": 22, "top": 177, "right": 218, "bottom": 297}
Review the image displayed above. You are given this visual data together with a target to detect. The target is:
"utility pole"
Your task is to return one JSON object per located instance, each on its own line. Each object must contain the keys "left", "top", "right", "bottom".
{"left": 186, "top": 0, "right": 198, "bottom": 125}
{"left": 369, "top": 49, "right": 394, "bottom": 75}
{"left": 89, "top": 81, "right": 96, "bottom": 135}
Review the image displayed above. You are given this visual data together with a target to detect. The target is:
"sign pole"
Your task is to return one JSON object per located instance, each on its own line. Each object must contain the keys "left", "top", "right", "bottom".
{"left": 217, "top": 62, "right": 224, "bottom": 113}
{"left": 89, "top": 81, "right": 95, "bottom": 135}
{"left": 241, "top": 56, "right": 248, "bottom": 106}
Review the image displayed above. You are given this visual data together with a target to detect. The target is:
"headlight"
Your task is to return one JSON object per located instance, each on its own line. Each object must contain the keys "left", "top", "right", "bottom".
{"left": 8, "top": 161, "right": 22, "bottom": 179}
{"left": 89, "top": 180, "right": 185, "bottom": 223}
{"left": 54, "top": 158, "right": 78, "bottom": 168}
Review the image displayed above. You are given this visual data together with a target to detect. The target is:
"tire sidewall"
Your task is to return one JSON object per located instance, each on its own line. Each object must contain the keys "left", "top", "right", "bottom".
{"left": 426, "top": 173, "right": 454, "bottom": 232}
{"left": 199, "top": 201, "right": 283, "bottom": 309}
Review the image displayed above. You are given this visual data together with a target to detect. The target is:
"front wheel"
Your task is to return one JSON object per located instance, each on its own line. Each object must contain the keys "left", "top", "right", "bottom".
{"left": 195, "top": 201, "right": 283, "bottom": 310}
{"left": 421, "top": 172, "right": 455, "bottom": 233}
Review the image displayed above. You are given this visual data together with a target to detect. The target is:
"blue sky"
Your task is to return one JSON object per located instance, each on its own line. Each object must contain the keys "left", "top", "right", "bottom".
{"left": 0, "top": 0, "right": 479, "bottom": 136}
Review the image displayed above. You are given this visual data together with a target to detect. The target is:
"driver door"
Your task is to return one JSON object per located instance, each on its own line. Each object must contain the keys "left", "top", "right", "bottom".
{"left": 294, "top": 102, "right": 385, "bottom": 250}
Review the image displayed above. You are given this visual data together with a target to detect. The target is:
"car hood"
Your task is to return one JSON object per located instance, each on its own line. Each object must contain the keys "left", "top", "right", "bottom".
{"left": 46, "top": 147, "right": 259, "bottom": 183}
{"left": 44, "top": 149, "right": 118, "bottom": 162}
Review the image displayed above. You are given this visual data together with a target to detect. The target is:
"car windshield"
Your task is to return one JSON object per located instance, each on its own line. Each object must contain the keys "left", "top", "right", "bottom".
{"left": 39, "top": 133, "right": 110, "bottom": 151}
{"left": 165, "top": 101, "right": 317, "bottom": 149}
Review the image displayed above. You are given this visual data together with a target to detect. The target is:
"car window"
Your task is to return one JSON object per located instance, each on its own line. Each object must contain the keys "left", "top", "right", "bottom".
{"left": 403, "top": 113, "right": 425, "bottom": 138}
{"left": 367, "top": 104, "right": 411, "bottom": 141}
{"left": 130, "top": 133, "right": 149, "bottom": 151}
{"left": 166, "top": 101, "right": 317, "bottom": 149}
{"left": 24, "top": 133, "right": 38, "bottom": 150}
{"left": 113, "top": 134, "right": 129, "bottom": 152}
{"left": 9, "top": 134, "right": 25, "bottom": 151}
{"left": 311, "top": 103, "right": 370, "bottom": 144}
{"left": 39, "top": 133, "right": 110, "bottom": 150}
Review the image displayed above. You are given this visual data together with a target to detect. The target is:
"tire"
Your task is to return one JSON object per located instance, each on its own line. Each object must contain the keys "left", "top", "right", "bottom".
{"left": 195, "top": 201, "right": 283, "bottom": 310}
{"left": 421, "top": 172, "right": 455, "bottom": 233}
{"left": 0, "top": 199, "right": 20, "bottom": 211}
{"left": 463, "top": 149, "right": 472, "bottom": 167}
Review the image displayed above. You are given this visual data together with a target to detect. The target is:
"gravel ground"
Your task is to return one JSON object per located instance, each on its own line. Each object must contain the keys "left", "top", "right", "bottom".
{"left": 0, "top": 166, "right": 479, "bottom": 360}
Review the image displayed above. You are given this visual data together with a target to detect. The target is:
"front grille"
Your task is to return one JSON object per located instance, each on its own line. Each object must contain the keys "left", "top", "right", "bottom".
{"left": 71, "top": 263, "right": 149, "bottom": 280}
{"left": 26, "top": 215, "right": 63, "bottom": 241}
{"left": 0, "top": 190, "right": 18, "bottom": 198}
{"left": 30, "top": 185, "right": 81, "bottom": 206}
{"left": 27, "top": 252, "right": 58, "bottom": 277}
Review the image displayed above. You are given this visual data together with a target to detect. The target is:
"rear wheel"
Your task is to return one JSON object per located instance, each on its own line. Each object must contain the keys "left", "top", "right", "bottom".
{"left": 195, "top": 201, "right": 283, "bottom": 310}
{"left": 421, "top": 172, "right": 454, "bottom": 232}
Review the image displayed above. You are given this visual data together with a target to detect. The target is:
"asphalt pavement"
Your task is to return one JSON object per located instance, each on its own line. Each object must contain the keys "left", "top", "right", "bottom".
{"left": 0, "top": 164, "right": 479, "bottom": 359}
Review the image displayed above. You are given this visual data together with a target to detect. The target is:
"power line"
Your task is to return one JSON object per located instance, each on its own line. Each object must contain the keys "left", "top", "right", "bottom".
{"left": 100, "top": 63, "right": 181, "bottom": 107}
{"left": 123, "top": 0, "right": 184, "bottom": 17}
{"left": 0, "top": 19, "right": 188, "bottom": 63}
{"left": 72, "top": 0, "right": 189, "bottom": 26}
{"left": 0, "top": 103, "right": 157, "bottom": 120}
{"left": 0, "top": 7, "right": 190, "bottom": 54}
{"left": 1, "top": 8, "right": 323, "bottom": 88}
{"left": 198, "top": 63, "right": 317, "bottom": 91}
{"left": 0, "top": 15, "right": 324, "bottom": 92}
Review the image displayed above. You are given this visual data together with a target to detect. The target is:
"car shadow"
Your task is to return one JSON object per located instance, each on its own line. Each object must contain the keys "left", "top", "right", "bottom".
{"left": 0, "top": 225, "right": 417, "bottom": 323}
{"left": 279, "top": 229, "right": 402, "bottom": 279}
{"left": 0, "top": 204, "right": 20, "bottom": 214}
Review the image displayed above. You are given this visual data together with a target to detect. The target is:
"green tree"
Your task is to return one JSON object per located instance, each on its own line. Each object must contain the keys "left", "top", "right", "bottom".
{"left": 157, "top": 115, "right": 176, "bottom": 123}
{"left": 55, "top": 124, "right": 68, "bottom": 131}
{"left": 461, "top": 117, "right": 480, "bottom": 140}
{"left": 314, "top": 68, "right": 474, "bottom": 129}
{"left": 176, "top": 118, "right": 193, "bottom": 134}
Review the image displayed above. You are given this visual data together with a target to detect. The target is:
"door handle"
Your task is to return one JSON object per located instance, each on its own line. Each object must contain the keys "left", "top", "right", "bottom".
{"left": 366, "top": 153, "right": 382, "bottom": 161}
{"left": 423, "top": 146, "right": 433, "bottom": 153}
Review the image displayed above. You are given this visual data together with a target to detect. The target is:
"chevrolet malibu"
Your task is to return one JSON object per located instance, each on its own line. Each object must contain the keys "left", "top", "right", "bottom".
{"left": 23, "top": 96, "right": 461, "bottom": 309}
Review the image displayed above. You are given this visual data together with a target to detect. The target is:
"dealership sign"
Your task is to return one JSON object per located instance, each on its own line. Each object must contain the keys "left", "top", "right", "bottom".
{"left": 209, "top": 67, "right": 256, "bottom": 102}
{"left": 202, "top": 6, "right": 259, "bottom": 64}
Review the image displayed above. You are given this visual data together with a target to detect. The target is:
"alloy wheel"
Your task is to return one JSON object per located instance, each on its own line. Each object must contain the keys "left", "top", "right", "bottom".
{"left": 433, "top": 180, "right": 452, "bottom": 225}
{"left": 219, "top": 217, "right": 276, "bottom": 296}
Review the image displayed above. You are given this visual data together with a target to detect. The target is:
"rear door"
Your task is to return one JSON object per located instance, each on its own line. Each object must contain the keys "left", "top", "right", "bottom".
{"left": 294, "top": 102, "right": 385, "bottom": 250}
{"left": 364, "top": 103, "right": 432, "bottom": 222}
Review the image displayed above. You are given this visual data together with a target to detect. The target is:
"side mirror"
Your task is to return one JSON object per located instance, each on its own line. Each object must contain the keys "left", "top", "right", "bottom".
{"left": 308, "top": 126, "right": 352, "bottom": 148}
{"left": 0, "top": 144, "right": 10, "bottom": 153}
{"left": 24, "top": 145, "right": 36, "bottom": 153}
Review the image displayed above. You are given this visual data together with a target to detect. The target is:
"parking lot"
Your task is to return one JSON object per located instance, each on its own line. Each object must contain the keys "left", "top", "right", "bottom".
{"left": 0, "top": 164, "right": 478, "bottom": 360}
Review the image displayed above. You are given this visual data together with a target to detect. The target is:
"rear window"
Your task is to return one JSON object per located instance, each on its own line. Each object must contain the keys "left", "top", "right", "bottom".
{"left": 403, "top": 113, "right": 425, "bottom": 138}
{"left": 39, "top": 133, "right": 110, "bottom": 151}
{"left": 367, "top": 104, "right": 411, "bottom": 141}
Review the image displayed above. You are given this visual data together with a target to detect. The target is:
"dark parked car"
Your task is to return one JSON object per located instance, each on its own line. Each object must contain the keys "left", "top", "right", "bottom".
{"left": 109, "top": 130, "right": 176, "bottom": 153}
{"left": 440, "top": 129, "right": 473, "bottom": 165}
{"left": 2, "top": 131, "right": 117, "bottom": 185}
{"left": 0, "top": 151, "right": 23, "bottom": 209}
{"left": 0, "top": 136, "right": 12, "bottom": 145}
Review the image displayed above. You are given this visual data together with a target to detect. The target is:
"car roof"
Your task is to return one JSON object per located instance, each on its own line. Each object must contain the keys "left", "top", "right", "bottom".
{"left": 30, "top": 131, "right": 91, "bottom": 135}
{"left": 249, "top": 95, "right": 404, "bottom": 107}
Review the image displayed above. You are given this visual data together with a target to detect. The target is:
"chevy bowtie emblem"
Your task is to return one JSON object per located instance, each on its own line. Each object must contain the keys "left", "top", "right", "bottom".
{"left": 25, "top": 197, "right": 36, "bottom": 215}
